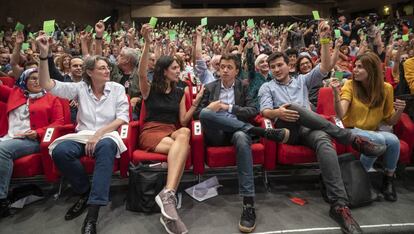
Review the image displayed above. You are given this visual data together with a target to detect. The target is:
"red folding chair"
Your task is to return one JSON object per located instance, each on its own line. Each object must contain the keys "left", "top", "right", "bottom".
{"left": 316, "top": 87, "right": 414, "bottom": 165}
{"left": 127, "top": 93, "right": 192, "bottom": 174}
{"left": 41, "top": 96, "right": 133, "bottom": 183}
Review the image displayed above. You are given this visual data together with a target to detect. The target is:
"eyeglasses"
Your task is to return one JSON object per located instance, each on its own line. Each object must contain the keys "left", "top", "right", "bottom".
{"left": 300, "top": 61, "right": 311, "bottom": 67}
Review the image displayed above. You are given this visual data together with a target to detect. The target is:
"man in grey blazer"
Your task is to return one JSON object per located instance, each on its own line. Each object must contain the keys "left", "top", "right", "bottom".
{"left": 193, "top": 53, "right": 289, "bottom": 233}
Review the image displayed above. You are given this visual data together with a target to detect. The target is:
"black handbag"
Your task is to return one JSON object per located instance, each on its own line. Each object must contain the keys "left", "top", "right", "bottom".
{"left": 126, "top": 163, "right": 167, "bottom": 213}
{"left": 320, "top": 153, "right": 373, "bottom": 208}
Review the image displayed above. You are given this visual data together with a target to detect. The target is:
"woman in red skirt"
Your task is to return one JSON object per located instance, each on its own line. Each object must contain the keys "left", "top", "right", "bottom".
{"left": 137, "top": 24, "right": 203, "bottom": 234}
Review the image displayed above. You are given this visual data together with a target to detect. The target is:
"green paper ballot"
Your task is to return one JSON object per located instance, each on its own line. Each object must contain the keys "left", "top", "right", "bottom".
{"left": 402, "top": 34, "right": 409, "bottom": 42}
{"left": 28, "top": 32, "right": 34, "bottom": 39}
{"left": 379, "top": 22, "right": 385, "bottom": 29}
{"left": 201, "top": 17, "right": 208, "bottom": 26}
{"left": 224, "top": 33, "right": 232, "bottom": 40}
{"left": 213, "top": 36, "right": 219, "bottom": 43}
{"left": 149, "top": 17, "right": 158, "bottom": 28}
{"left": 229, "top": 30, "right": 234, "bottom": 36}
{"left": 15, "top": 22, "right": 24, "bottom": 32}
{"left": 169, "top": 30, "right": 176, "bottom": 40}
{"left": 244, "top": 31, "right": 248, "bottom": 38}
{"left": 334, "top": 29, "right": 341, "bottom": 38}
{"left": 394, "top": 34, "right": 400, "bottom": 40}
{"left": 132, "top": 21, "right": 135, "bottom": 29}
{"left": 21, "top": 43, "right": 30, "bottom": 51}
{"left": 247, "top": 19, "right": 255, "bottom": 28}
{"left": 102, "top": 16, "right": 111, "bottom": 23}
{"left": 312, "top": 11, "right": 320, "bottom": 20}
{"left": 43, "top": 20, "right": 55, "bottom": 35}
{"left": 334, "top": 71, "right": 344, "bottom": 81}
{"left": 84, "top": 25, "right": 93, "bottom": 33}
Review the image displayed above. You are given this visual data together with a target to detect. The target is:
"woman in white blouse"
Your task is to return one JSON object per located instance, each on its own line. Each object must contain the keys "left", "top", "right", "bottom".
{"left": 37, "top": 35, "right": 129, "bottom": 234}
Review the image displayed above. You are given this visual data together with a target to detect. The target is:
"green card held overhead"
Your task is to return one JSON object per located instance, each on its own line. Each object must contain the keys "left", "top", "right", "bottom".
{"left": 394, "top": 34, "right": 400, "bottom": 40}
{"left": 201, "top": 17, "right": 208, "bottom": 26}
{"left": 312, "top": 11, "right": 320, "bottom": 20}
{"left": 402, "top": 34, "right": 409, "bottom": 42}
{"left": 102, "top": 16, "right": 111, "bottom": 23}
{"left": 229, "top": 29, "right": 234, "bottom": 36}
{"left": 132, "top": 20, "right": 135, "bottom": 29}
{"left": 213, "top": 36, "right": 219, "bottom": 43}
{"left": 334, "top": 29, "right": 341, "bottom": 38}
{"left": 15, "top": 22, "right": 25, "bottom": 32}
{"left": 43, "top": 20, "right": 55, "bottom": 35}
{"left": 149, "top": 17, "right": 158, "bottom": 27}
{"left": 28, "top": 32, "right": 34, "bottom": 39}
{"left": 244, "top": 31, "right": 248, "bottom": 38}
{"left": 169, "top": 30, "right": 176, "bottom": 40}
{"left": 224, "top": 33, "right": 232, "bottom": 40}
{"left": 334, "top": 71, "right": 344, "bottom": 81}
{"left": 379, "top": 22, "right": 385, "bottom": 29}
{"left": 247, "top": 19, "right": 255, "bottom": 28}
{"left": 21, "top": 43, "right": 30, "bottom": 51}
{"left": 84, "top": 25, "right": 93, "bottom": 33}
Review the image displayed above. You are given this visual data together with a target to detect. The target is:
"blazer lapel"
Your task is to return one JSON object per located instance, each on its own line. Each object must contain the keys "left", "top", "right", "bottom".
{"left": 234, "top": 79, "right": 242, "bottom": 106}
{"left": 213, "top": 81, "right": 221, "bottom": 101}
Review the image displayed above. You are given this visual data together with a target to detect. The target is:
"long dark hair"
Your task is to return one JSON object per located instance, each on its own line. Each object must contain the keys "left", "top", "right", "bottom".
{"left": 151, "top": 55, "right": 177, "bottom": 93}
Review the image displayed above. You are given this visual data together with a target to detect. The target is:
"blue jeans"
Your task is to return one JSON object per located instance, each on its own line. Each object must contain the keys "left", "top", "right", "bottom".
{"left": 200, "top": 108, "right": 255, "bottom": 197}
{"left": 52, "top": 138, "right": 117, "bottom": 205}
{"left": 350, "top": 128, "right": 400, "bottom": 172}
{"left": 0, "top": 138, "right": 40, "bottom": 199}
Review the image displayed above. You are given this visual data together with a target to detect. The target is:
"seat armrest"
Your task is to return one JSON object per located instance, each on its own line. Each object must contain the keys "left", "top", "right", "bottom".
{"left": 191, "top": 120, "right": 205, "bottom": 175}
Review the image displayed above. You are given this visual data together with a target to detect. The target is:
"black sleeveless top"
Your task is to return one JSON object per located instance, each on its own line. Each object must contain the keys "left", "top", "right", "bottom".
{"left": 144, "top": 87, "right": 184, "bottom": 124}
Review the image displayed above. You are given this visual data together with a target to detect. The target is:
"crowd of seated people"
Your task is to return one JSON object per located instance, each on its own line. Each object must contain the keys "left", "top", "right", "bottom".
{"left": 0, "top": 13, "right": 413, "bottom": 234}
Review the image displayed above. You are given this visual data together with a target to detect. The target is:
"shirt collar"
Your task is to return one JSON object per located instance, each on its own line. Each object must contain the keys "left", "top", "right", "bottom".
{"left": 87, "top": 82, "right": 111, "bottom": 98}
{"left": 274, "top": 77, "right": 294, "bottom": 86}
{"left": 221, "top": 81, "right": 235, "bottom": 89}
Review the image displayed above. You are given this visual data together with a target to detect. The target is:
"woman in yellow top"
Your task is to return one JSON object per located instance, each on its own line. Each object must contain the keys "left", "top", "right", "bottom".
{"left": 331, "top": 52, "right": 406, "bottom": 202}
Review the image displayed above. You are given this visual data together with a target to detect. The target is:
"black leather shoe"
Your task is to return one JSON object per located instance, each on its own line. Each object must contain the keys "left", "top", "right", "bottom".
{"left": 0, "top": 199, "right": 10, "bottom": 218}
{"left": 352, "top": 136, "right": 386, "bottom": 158}
{"left": 239, "top": 204, "right": 256, "bottom": 233}
{"left": 82, "top": 218, "right": 97, "bottom": 234}
{"left": 65, "top": 195, "right": 89, "bottom": 220}
{"left": 264, "top": 128, "right": 290, "bottom": 143}
{"left": 329, "top": 205, "right": 363, "bottom": 234}
{"left": 382, "top": 174, "right": 397, "bottom": 202}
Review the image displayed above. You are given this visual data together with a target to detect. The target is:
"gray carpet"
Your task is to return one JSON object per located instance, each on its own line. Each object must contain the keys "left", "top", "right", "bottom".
{"left": 1, "top": 168, "right": 414, "bottom": 234}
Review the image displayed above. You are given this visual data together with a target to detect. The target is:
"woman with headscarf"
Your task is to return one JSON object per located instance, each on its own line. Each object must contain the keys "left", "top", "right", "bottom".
{"left": 0, "top": 68, "right": 64, "bottom": 217}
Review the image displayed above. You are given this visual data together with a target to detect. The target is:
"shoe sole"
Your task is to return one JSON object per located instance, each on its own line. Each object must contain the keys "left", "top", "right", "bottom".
{"left": 329, "top": 211, "right": 362, "bottom": 234}
{"left": 160, "top": 216, "right": 188, "bottom": 234}
{"left": 282, "top": 128, "right": 290, "bottom": 144}
{"left": 155, "top": 195, "right": 178, "bottom": 221}
{"left": 238, "top": 222, "right": 256, "bottom": 233}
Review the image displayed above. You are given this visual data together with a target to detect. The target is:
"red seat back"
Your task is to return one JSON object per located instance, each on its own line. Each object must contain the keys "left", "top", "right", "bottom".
{"left": 0, "top": 77, "right": 15, "bottom": 88}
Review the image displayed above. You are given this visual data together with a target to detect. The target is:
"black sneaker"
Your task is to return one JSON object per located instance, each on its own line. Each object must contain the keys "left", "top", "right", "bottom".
{"left": 329, "top": 205, "right": 363, "bottom": 234}
{"left": 382, "top": 174, "right": 397, "bottom": 202}
{"left": 239, "top": 204, "right": 256, "bottom": 233}
{"left": 65, "top": 195, "right": 89, "bottom": 220}
{"left": 264, "top": 128, "right": 290, "bottom": 143}
{"left": 0, "top": 199, "right": 10, "bottom": 218}
{"left": 352, "top": 136, "right": 386, "bottom": 158}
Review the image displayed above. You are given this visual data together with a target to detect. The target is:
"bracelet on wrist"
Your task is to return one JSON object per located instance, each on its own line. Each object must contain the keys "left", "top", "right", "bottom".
{"left": 39, "top": 56, "right": 48, "bottom": 60}
{"left": 95, "top": 36, "right": 103, "bottom": 40}
{"left": 320, "top": 38, "right": 331, "bottom": 45}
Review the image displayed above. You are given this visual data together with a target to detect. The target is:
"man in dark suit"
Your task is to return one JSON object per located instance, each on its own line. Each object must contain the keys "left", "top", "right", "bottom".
{"left": 193, "top": 53, "right": 288, "bottom": 233}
